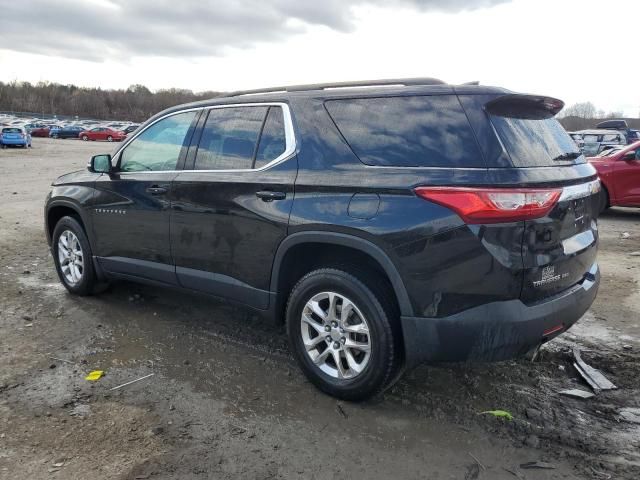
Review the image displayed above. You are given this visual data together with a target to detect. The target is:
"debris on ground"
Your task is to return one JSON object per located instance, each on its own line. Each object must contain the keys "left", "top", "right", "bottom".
{"left": 573, "top": 349, "right": 616, "bottom": 392}
{"left": 520, "top": 461, "right": 556, "bottom": 470}
{"left": 336, "top": 402, "right": 348, "bottom": 419}
{"left": 49, "top": 355, "right": 74, "bottom": 364}
{"left": 85, "top": 370, "right": 104, "bottom": 381}
{"left": 503, "top": 467, "right": 525, "bottom": 479}
{"left": 559, "top": 388, "right": 595, "bottom": 399}
{"left": 479, "top": 410, "right": 513, "bottom": 421}
{"left": 619, "top": 408, "right": 640, "bottom": 424}
{"left": 109, "top": 373, "right": 155, "bottom": 391}
{"left": 467, "top": 452, "right": 486, "bottom": 470}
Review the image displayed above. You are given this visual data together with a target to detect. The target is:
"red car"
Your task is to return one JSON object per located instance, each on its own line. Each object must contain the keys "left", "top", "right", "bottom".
{"left": 588, "top": 140, "right": 640, "bottom": 210}
{"left": 30, "top": 126, "right": 51, "bottom": 137}
{"left": 79, "top": 127, "right": 126, "bottom": 142}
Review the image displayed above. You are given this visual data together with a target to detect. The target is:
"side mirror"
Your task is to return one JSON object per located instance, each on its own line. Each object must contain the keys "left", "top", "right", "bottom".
{"left": 88, "top": 154, "right": 112, "bottom": 173}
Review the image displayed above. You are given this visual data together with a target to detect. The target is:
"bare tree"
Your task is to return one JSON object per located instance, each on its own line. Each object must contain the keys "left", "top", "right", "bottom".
{"left": 0, "top": 81, "right": 221, "bottom": 121}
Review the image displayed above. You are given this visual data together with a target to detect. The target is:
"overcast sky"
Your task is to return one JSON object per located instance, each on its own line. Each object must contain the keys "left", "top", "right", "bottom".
{"left": 0, "top": 0, "right": 638, "bottom": 115}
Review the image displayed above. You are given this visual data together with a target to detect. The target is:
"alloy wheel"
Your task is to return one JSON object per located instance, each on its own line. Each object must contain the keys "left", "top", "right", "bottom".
{"left": 300, "top": 291, "right": 372, "bottom": 379}
{"left": 57, "top": 230, "right": 84, "bottom": 285}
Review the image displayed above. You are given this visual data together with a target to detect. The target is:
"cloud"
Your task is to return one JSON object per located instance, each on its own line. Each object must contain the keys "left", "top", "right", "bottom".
{"left": 0, "top": 0, "right": 509, "bottom": 61}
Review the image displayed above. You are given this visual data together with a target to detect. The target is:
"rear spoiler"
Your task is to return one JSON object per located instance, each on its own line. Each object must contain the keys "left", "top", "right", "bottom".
{"left": 484, "top": 94, "right": 564, "bottom": 120}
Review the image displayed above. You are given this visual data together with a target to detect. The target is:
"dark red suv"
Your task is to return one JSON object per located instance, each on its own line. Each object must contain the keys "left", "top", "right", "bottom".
{"left": 588, "top": 141, "right": 640, "bottom": 210}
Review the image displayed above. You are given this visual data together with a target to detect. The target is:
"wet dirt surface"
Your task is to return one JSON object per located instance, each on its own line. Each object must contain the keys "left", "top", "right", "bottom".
{"left": 1, "top": 138, "right": 639, "bottom": 479}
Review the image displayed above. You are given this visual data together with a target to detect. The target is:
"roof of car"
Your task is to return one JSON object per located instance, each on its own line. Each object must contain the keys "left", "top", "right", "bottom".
{"left": 153, "top": 79, "right": 511, "bottom": 120}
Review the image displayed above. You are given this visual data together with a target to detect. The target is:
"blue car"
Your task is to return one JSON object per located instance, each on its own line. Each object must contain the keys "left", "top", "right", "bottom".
{"left": 49, "top": 125, "right": 84, "bottom": 139}
{"left": 0, "top": 127, "right": 32, "bottom": 148}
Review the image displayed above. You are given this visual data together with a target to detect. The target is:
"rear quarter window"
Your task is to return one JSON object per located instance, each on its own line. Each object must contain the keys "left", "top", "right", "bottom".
{"left": 325, "top": 95, "right": 484, "bottom": 168}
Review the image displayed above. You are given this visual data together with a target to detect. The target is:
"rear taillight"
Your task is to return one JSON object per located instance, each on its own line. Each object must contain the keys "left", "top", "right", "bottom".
{"left": 414, "top": 187, "right": 561, "bottom": 224}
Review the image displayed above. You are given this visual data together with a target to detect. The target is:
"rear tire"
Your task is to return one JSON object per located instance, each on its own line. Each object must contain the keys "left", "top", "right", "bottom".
{"left": 286, "top": 268, "right": 402, "bottom": 401}
{"left": 107, "top": 135, "right": 113, "bottom": 142}
{"left": 52, "top": 216, "right": 101, "bottom": 296}
{"left": 82, "top": 135, "right": 88, "bottom": 141}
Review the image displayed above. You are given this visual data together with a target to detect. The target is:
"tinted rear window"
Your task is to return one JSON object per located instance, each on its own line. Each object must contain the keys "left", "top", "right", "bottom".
{"left": 489, "top": 116, "right": 581, "bottom": 167}
{"left": 2, "top": 128, "right": 21, "bottom": 133}
{"left": 325, "top": 95, "right": 483, "bottom": 167}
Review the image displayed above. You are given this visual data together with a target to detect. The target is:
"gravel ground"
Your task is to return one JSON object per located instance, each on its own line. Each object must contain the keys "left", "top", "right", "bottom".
{"left": 1, "top": 138, "right": 639, "bottom": 480}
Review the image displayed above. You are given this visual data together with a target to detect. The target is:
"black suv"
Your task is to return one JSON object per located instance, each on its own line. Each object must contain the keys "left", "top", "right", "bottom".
{"left": 45, "top": 78, "right": 601, "bottom": 400}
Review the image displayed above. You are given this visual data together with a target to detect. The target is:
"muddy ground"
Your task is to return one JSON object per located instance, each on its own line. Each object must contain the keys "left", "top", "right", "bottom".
{"left": 1, "top": 138, "right": 639, "bottom": 480}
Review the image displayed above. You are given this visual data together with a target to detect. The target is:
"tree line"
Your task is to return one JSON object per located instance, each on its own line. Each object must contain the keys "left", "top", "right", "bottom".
{"left": 0, "top": 81, "right": 220, "bottom": 122}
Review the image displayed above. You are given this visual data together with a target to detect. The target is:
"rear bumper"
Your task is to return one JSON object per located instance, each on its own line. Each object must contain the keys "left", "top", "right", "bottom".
{"left": 1, "top": 139, "right": 28, "bottom": 145}
{"left": 401, "top": 262, "right": 599, "bottom": 367}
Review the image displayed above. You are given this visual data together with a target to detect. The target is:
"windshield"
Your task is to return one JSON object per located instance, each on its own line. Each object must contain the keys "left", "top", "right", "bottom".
{"left": 489, "top": 115, "right": 582, "bottom": 167}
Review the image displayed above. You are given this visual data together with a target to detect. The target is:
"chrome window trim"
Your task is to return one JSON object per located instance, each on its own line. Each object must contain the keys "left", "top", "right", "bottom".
{"left": 559, "top": 179, "right": 601, "bottom": 202}
{"left": 113, "top": 102, "right": 296, "bottom": 174}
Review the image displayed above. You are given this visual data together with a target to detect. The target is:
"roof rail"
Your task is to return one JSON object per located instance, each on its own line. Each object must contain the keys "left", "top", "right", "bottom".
{"left": 224, "top": 77, "right": 446, "bottom": 97}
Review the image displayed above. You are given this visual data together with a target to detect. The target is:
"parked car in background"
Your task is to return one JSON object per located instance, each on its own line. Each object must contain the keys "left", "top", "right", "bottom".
{"left": 627, "top": 129, "right": 640, "bottom": 144}
{"left": 121, "top": 124, "right": 140, "bottom": 134}
{"left": 595, "top": 119, "right": 640, "bottom": 145}
{"left": 588, "top": 140, "right": 640, "bottom": 210}
{"left": 50, "top": 126, "right": 84, "bottom": 139}
{"left": 79, "top": 127, "right": 127, "bottom": 142}
{"left": 1, "top": 127, "right": 32, "bottom": 148}
{"left": 568, "top": 132, "right": 585, "bottom": 151}
{"left": 578, "top": 129, "right": 627, "bottom": 156}
{"left": 29, "top": 125, "right": 51, "bottom": 137}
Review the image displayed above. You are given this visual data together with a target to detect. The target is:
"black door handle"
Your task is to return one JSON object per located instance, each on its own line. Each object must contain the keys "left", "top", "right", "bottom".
{"left": 146, "top": 186, "right": 168, "bottom": 195}
{"left": 256, "top": 191, "right": 286, "bottom": 202}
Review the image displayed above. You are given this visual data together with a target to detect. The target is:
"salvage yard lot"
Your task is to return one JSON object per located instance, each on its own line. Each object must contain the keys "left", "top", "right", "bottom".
{"left": 1, "top": 138, "right": 639, "bottom": 479}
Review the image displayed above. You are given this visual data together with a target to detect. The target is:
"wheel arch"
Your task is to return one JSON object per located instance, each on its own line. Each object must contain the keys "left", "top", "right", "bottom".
{"left": 46, "top": 200, "right": 91, "bottom": 247}
{"left": 270, "top": 232, "right": 414, "bottom": 318}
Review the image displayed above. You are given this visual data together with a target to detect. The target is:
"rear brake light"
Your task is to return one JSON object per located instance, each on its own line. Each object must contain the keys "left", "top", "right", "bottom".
{"left": 414, "top": 187, "right": 561, "bottom": 224}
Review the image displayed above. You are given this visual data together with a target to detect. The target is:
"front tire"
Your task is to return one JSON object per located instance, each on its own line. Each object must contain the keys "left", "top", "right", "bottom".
{"left": 107, "top": 135, "right": 113, "bottom": 142}
{"left": 82, "top": 135, "right": 88, "bottom": 141}
{"left": 52, "top": 216, "right": 99, "bottom": 295}
{"left": 286, "top": 268, "right": 401, "bottom": 401}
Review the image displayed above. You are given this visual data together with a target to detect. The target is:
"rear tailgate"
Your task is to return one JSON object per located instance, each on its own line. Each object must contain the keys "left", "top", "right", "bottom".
{"left": 483, "top": 94, "right": 600, "bottom": 304}
{"left": 521, "top": 180, "right": 600, "bottom": 302}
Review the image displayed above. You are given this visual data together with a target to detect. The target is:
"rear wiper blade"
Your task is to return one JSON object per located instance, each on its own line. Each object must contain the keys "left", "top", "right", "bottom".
{"left": 552, "top": 152, "right": 582, "bottom": 161}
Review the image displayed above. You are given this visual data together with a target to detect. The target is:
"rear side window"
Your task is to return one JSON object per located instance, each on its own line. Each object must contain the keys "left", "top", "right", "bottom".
{"left": 602, "top": 133, "right": 621, "bottom": 142}
{"left": 254, "top": 107, "right": 286, "bottom": 169}
{"left": 325, "top": 95, "right": 483, "bottom": 168}
{"left": 194, "top": 106, "right": 268, "bottom": 170}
